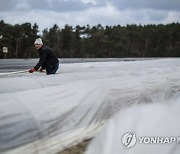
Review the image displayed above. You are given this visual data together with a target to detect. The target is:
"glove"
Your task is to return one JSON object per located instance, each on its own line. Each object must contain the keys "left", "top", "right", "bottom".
{"left": 29, "top": 68, "right": 35, "bottom": 73}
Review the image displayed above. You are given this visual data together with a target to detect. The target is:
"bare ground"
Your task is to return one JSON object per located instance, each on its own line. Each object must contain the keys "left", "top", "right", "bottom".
{"left": 56, "top": 139, "right": 91, "bottom": 154}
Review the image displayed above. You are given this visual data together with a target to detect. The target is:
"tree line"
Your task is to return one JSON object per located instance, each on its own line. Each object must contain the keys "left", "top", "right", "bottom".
{"left": 0, "top": 20, "right": 180, "bottom": 58}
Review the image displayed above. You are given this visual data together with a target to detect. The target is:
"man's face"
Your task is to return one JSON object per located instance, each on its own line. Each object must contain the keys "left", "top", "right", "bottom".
{"left": 34, "top": 44, "right": 42, "bottom": 50}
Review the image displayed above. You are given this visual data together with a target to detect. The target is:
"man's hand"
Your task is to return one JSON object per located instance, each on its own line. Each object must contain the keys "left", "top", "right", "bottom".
{"left": 29, "top": 68, "right": 35, "bottom": 73}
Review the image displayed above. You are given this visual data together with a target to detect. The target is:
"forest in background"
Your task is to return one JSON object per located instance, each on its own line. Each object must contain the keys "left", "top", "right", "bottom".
{"left": 0, "top": 20, "right": 180, "bottom": 58}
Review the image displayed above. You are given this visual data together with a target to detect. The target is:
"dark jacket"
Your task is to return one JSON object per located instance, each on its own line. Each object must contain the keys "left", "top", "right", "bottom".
{"left": 34, "top": 45, "right": 59, "bottom": 71}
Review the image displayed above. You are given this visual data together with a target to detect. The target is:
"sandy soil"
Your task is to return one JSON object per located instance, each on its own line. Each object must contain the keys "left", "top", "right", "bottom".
{"left": 56, "top": 139, "right": 91, "bottom": 154}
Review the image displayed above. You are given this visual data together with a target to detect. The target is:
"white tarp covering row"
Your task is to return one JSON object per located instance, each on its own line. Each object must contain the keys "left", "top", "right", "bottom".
{"left": 0, "top": 58, "right": 180, "bottom": 154}
{"left": 86, "top": 95, "right": 180, "bottom": 154}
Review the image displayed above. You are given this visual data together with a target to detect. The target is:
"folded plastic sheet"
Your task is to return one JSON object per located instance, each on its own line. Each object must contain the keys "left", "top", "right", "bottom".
{"left": 1, "top": 59, "right": 180, "bottom": 154}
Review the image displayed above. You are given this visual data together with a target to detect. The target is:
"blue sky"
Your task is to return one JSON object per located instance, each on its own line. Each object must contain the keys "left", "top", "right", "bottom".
{"left": 0, "top": 0, "right": 179, "bottom": 32}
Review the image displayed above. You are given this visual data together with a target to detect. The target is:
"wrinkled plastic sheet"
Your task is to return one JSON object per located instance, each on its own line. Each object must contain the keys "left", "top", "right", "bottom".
{"left": 86, "top": 94, "right": 180, "bottom": 154}
{"left": 1, "top": 58, "right": 180, "bottom": 154}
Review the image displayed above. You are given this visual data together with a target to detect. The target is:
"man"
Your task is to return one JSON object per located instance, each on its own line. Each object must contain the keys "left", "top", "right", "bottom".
{"left": 29, "top": 38, "right": 59, "bottom": 75}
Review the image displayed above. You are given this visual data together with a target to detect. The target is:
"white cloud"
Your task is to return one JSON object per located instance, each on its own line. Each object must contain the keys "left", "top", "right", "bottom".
{"left": 80, "top": 0, "right": 97, "bottom": 5}
{"left": 164, "top": 11, "right": 180, "bottom": 23}
{"left": 0, "top": 0, "right": 179, "bottom": 32}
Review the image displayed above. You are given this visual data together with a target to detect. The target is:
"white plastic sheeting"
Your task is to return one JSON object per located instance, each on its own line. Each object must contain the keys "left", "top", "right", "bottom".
{"left": 85, "top": 96, "right": 180, "bottom": 154}
{"left": 1, "top": 58, "right": 180, "bottom": 154}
